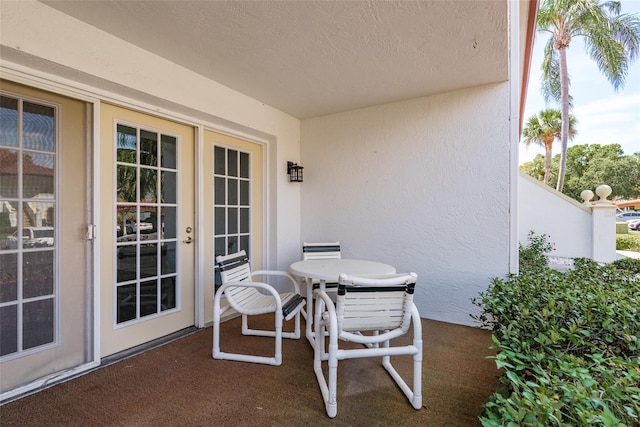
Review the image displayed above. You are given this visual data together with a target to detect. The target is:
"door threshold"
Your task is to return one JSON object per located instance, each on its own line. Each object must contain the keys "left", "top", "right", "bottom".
{"left": 100, "top": 326, "right": 199, "bottom": 367}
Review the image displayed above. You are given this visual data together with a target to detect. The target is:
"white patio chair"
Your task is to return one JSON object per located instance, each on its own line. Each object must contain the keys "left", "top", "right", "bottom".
{"left": 314, "top": 272, "right": 422, "bottom": 418}
{"left": 302, "top": 241, "right": 341, "bottom": 292}
{"left": 300, "top": 241, "right": 341, "bottom": 318}
{"left": 213, "top": 250, "right": 305, "bottom": 366}
{"left": 302, "top": 241, "right": 341, "bottom": 260}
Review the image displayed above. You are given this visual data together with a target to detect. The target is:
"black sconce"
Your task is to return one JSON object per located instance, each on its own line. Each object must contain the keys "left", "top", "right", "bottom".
{"left": 287, "top": 161, "right": 304, "bottom": 182}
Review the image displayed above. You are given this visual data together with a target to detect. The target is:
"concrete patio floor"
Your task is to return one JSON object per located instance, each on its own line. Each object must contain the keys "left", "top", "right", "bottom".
{"left": 0, "top": 315, "right": 500, "bottom": 426}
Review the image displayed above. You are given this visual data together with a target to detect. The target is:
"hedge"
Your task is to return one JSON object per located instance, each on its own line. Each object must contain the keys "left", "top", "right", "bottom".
{"left": 474, "top": 233, "right": 640, "bottom": 426}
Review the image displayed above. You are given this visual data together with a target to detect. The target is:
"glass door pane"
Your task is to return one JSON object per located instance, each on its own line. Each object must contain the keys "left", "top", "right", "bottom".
{"left": 213, "top": 146, "right": 251, "bottom": 289}
{"left": 115, "top": 124, "right": 178, "bottom": 325}
{"left": 0, "top": 95, "right": 56, "bottom": 358}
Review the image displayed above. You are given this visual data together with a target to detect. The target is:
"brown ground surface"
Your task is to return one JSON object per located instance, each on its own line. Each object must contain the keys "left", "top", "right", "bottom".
{"left": 1, "top": 316, "right": 500, "bottom": 426}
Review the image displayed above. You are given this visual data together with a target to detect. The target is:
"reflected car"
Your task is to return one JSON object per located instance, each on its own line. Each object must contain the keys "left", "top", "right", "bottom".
{"left": 125, "top": 219, "right": 154, "bottom": 234}
{"left": 4, "top": 227, "right": 54, "bottom": 249}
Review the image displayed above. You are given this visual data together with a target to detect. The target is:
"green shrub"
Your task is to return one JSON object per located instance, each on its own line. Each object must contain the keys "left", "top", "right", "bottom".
{"left": 519, "top": 231, "right": 556, "bottom": 272}
{"left": 475, "top": 253, "right": 640, "bottom": 426}
{"left": 616, "top": 222, "right": 629, "bottom": 234}
{"left": 611, "top": 257, "right": 640, "bottom": 275}
{"left": 0, "top": 212, "right": 13, "bottom": 240}
{"left": 617, "top": 233, "right": 640, "bottom": 251}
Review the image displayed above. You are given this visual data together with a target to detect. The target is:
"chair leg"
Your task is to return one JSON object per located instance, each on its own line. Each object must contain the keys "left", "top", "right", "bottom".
{"left": 274, "top": 311, "right": 283, "bottom": 366}
{"left": 280, "top": 312, "right": 301, "bottom": 340}
{"left": 241, "top": 314, "right": 249, "bottom": 335}
{"left": 314, "top": 342, "right": 338, "bottom": 417}
{"left": 381, "top": 312, "right": 423, "bottom": 410}
{"left": 212, "top": 315, "right": 221, "bottom": 359}
{"left": 212, "top": 297, "right": 222, "bottom": 359}
{"left": 213, "top": 307, "right": 282, "bottom": 365}
{"left": 326, "top": 345, "right": 338, "bottom": 418}
{"left": 313, "top": 306, "right": 338, "bottom": 418}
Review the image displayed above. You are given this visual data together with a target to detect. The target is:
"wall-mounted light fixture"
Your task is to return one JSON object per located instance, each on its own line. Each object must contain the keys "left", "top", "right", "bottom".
{"left": 287, "top": 161, "right": 304, "bottom": 182}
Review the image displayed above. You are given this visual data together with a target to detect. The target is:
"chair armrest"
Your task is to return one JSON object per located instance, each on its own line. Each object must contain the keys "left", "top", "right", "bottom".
{"left": 251, "top": 270, "right": 301, "bottom": 293}
{"left": 216, "top": 280, "right": 283, "bottom": 313}
{"left": 282, "top": 293, "right": 305, "bottom": 320}
{"left": 217, "top": 280, "right": 280, "bottom": 295}
{"left": 315, "top": 290, "right": 335, "bottom": 309}
{"left": 314, "top": 290, "right": 338, "bottom": 340}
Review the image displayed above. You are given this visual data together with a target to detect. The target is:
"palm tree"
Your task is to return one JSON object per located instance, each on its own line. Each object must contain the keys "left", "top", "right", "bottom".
{"left": 537, "top": 0, "right": 640, "bottom": 192}
{"left": 522, "top": 109, "right": 577, "bottom": 184}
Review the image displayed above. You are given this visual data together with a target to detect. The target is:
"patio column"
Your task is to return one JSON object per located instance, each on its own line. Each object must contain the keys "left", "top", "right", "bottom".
{"left": 586, "top": 185, "right": 618, "bottom": 263}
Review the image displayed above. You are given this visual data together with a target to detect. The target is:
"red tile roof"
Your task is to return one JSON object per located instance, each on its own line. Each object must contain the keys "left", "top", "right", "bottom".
{"left": 0, "top": 150, "right": 54, "bottom": 176}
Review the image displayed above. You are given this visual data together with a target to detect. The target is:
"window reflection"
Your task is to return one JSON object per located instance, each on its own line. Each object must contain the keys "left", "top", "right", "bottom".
{"left": 114, "top": 125, "right": 178, "bottom": 324}
{"left": 116, "top": 125, "right": 137, "bottom": 164}
{"left": 140, "top": 130, "right": 157, "bottom": 167}
{"left": 213, "top": 146, "right": 251, "bottom": 290}
{"left": 22, "top": 102, "right": 54, "bottom": 152}
{"left": 117, "top": 165, "right": 137, "bottom": 202}
{"left": 140, "top": 244, "right": 157, "bottom": 279}
{"left": 23, "top": 299, "right": 54, "bottom": 350}
{"left": 139, "top": 280, "right": 158, "bottom": 317}
{"left": 117, "top": 245, "right": 137, "bottom": 283}
{"left": 215, "top": 207, "right": 225, "bottom": 235}
{"left": 162, "top": 207, "right": 177, "bottom": 239}
{"left": 0, "top": 96, "right": 57, "bottom": 357}
{"left": 22, "top": 153, "right": 54, "bottom": 198}
{"left": 0, "top": 200, "right": 19, "bottom": 249}
{"left": 161, "top": 135, "right": 176, "bottom": 169}
{"left": 140, "top": 168, "right": 157, "bottom": 202}
{"left": 240, "top": 152, "right": 249, "bottom": 179}
{"left": 161, "top": 278, "right": 176, "bottom": 311}
{"left": 240, "top": 208, "right": 249, "bottom": 233}
{"left": 0, "top": 305, "right": 18, "bottom": 356}
{"left": 214, "top": 146, "right": 225, "bottom": 175}
{"left": 0, "top": 149, "right": 18, "bottom": 196}
{"left": 117, "top": 284, "right": 137, "bottom": 323}
{"left": 0, "top": 253, "right": 18, "bottom": 302}
{"left": 227, "top": 150, "right": 237, "bottom": 177}
{"left": 160, "top": 171, "right": 176, "bottom": 204}
{"left": 214, "top": 177, "right": 225, "bottom": 204}
{"left": 23, "top": 251, "right": 54, "bottom": 298}
{"left": 0, "top": 96, "right": 19, "bottom": 147}
{"left": 228, "top": 207, "right": 238, "bottom": 234}
{"left": 227, "top": 179, "right": 238, "bottom": 205}
{"left": 161, "top": 242, "right": 176, "bottom": 275}
{"left": 240, "top": 181, "right": 249, "bottom": 205}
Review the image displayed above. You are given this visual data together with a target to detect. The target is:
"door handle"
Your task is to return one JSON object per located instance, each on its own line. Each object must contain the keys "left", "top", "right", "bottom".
{"left": 183, "top": 236, "right": 193, "bottom": 244}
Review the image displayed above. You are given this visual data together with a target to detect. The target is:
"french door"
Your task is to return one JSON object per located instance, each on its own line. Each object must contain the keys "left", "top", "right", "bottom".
{"left": 99, "top": 103, "right": 195, "bottom": 357}
{"left": 201, "top": 129, "right": 263, "bottom": 323}
{"left": 0, "top": 80, "right": 93, "bottom": 394}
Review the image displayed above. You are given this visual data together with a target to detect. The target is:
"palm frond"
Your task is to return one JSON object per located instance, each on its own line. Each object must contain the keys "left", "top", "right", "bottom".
{"left": 540, "top": 40, "right": 562, "bottom": 103}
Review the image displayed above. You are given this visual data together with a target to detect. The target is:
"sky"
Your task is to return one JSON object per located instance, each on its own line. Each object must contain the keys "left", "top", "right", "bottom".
{"left": 520, "top": 0, "right": 640, "bottom": 165}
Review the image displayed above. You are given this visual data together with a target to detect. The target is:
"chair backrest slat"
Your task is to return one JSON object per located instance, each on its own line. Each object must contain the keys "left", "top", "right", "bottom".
{"left": 215, "top": 250, "right": 261, "bottom": 308}
{"left": 336, "top": 273, "right": 417, "bottom": 333}
{"left": 303, "top": 241, "right": 341, "bottom": 260}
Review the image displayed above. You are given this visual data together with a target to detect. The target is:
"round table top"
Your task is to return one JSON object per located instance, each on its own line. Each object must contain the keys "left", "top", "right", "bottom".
{"left": 289, "top": 259, "right": 396, "bottom": 282}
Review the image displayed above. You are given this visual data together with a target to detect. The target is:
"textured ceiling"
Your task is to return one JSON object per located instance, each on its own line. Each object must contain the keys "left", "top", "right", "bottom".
{"left": 43, "top": 0, "right": 508, "bottom": 119}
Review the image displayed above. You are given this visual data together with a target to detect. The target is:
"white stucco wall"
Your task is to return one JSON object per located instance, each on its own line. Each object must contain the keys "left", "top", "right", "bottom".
{"left": 1, "top": 1, "right": 518, "bottom": 326}
{"left": 301, "top": 84, "right": 512, "bottom": 326}
{"left": 518, "top": 173, "right": 592, "bottom": 259}
{"left": 0, "top": 1, "right": 302, "bottom": 268}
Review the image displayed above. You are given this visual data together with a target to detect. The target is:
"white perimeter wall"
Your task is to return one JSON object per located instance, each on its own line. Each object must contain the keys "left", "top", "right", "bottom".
{"left": 0, "top": 1, "right": 302, "bottom": 268}
{"left": 518, "top": 173, "right": 592, "bottom": 259}
{"left": 301, "top": 84, "right": 512, "bottom": 326}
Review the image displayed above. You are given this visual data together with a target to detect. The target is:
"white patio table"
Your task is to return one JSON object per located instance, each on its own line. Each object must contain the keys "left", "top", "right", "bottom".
{"left": 289, "top": 259, "right": 396, "bottom": 345}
